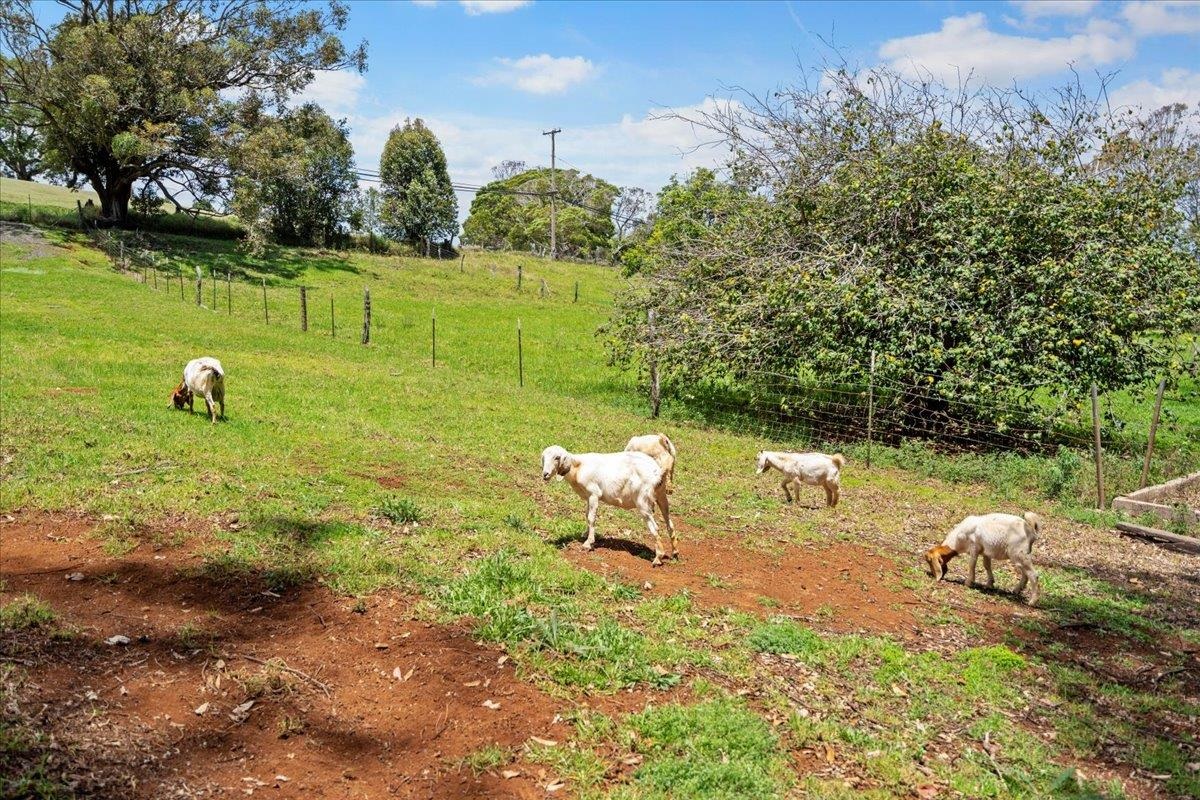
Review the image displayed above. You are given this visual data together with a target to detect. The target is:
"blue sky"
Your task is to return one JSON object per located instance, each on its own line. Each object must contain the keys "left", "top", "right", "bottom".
{"left": 307, "top": 0, "right": 1200, "bottom": 198}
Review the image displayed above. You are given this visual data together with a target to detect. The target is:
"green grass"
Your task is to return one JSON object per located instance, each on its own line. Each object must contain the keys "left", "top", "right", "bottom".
{"left": 2, "top": 226, "right": 1197, "bottom": 799}
{"left": 0, "top": 596, "right": 58, "bottom": 632}
{"left": 1, "top": 176, "right": 242, "bottom": 238}
{"left": 624, "top": 698, "right": 792, "bottom": 799}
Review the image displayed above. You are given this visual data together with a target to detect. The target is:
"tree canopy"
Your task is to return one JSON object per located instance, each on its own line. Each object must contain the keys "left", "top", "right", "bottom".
{"left": 378, "top": 118, "right": 457, "bottom": 250}
{"left": 0, "top": 0, "right": 366, "bottom": 223}
{"left": 607, "top": 69, "right": 1200, "bottom": 441}
{"left": 231, "top": 103, "right": 358, "bottom": 248}
{"left": 462, "top": 167, "right": 617, "bottom": 259}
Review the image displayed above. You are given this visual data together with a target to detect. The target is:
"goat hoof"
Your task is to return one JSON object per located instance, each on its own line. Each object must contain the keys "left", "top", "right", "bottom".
{"left": 581, "top": 543, "right": 594, "bottom": 551}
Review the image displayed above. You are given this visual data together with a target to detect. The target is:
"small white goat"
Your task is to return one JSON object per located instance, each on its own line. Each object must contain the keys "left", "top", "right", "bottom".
{"left": 624, "top": 433, "right": 677, "bottom": 491}
{"left": 755, "top": 451, "right": 845, "bottom": 507}
{"left": 541, "top": 445, "right": 677, "bottom": 566}
{"left": 170, "top": 357, "right": 225, "bottom": 424}
{"left": 924, "top": 512, "right": 1042, "bottom": 606}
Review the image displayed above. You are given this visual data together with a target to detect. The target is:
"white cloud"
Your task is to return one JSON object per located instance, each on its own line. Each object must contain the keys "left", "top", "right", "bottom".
{"left": 474, "top": 54, "right": 596, "bottom": 95}
{"left": 1109, "top": 67, "right": 1200, "bottom": 112}
{"left": 1121, "top": 1, "right": 1200, "bottom": 35}
{"left": 1010, "top": 0, "right": 1099, "bottom": 19}
{"left": 460, "top": 0, "right": 531, "bottom": 14}
{"left": 293, "top": 70, "right": 366, "bottom": 114}
{"left": 879, "top": 13, "right": 1134, "bottom": 83}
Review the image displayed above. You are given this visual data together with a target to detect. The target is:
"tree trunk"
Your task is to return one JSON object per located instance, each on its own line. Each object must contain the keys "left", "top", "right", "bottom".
{"left": 89, "top": 172, "right": 134, "bottom": 225}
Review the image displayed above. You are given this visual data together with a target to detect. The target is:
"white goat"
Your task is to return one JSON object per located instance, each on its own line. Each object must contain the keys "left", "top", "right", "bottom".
{"left": 170, "top": 357, "right": 225, "bottom": 424}
{"left": 624, "top": 433, "right": 677, "bottom": 491}
{"left": 924, "top": 512, "right": 1042, "bottom": 606}
{"left": 541, "top": 445, "right": 677, "bottom": 566}
{"left": 755, "top": 451, "right": 845, "bottom": 507}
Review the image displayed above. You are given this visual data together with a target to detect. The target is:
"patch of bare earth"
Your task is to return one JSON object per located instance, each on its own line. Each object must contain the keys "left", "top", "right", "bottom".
{"left": 1, "top": 514, "right": 567, "bottom": 799}
{"left": 563, "top": 521, "right": 924, "bottom": 635}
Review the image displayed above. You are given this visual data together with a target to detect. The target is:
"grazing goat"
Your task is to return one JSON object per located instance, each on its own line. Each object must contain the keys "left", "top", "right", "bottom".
{"left": 541, "top": 445, "right": 677, "bottom": 566}
{"left": 625, "top": 433, "right": 677, "bottom": 492}
{"left": 170, "top": 357, "right": 225, "bottom": 424}
{"left": 924, "top": 512, "right": 1042, "bottom": 606}
{"left": 755, "top": 451, "right": 845, "bottom": 507}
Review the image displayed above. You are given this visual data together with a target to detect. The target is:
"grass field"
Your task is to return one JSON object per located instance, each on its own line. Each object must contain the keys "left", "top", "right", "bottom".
{"left": 2, "top": 223, "right": 1198, "bottom": 799}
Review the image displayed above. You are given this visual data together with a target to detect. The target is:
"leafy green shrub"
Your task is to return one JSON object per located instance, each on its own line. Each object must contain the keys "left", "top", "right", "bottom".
{"left": 1044, "top": 448, "right": 1084, "bottom": 501}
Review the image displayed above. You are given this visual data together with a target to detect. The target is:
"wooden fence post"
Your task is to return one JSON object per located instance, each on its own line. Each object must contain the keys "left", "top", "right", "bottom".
{"left": 262, "top": 278, "right": 269, "bottom": 324}
{"left": 119, "top": 241, "right": 125, "bottom": 271}
{"left": 540, "top": 278, "right": 547, "bottom": 298}
{"left": 195, "top": 266, "right": 202, "bottom": 306}
{"left": 867, "top": 350, "right": 876, "bottom": 469}
{"left": 300, "top": 286, "right": 308, "bottom": 332}
{"left": 574, "top": 281, "right": 579, "bottom": 303}
{"left": 648, "top": 309, "right": 660, "bottom": 419}
{"left": 517, "top": 319, "right": 524, "bottom": 387}
{"left": 152, "top": 265, "right": 157, "bottom": 289}
{"left": 361, "top": 287, "right": 371, "bottom": 345}
{"left": 1091, "top": 384, "right": 1106, "bottom": 510}
{"left": 431, "top": 308, "right": 437, "bottom": 368}
{"left": 330, "top": 295, "right": 335, "bottom": 338}
{"left": 27, "top": 194, "right": 32, "bottom": 223}
{"left": 179, "top": 266, "right": 184, "bottom": 301}
{"left": 76, "top": 199, "right": 86, "bottom": 229}
{"left": 517, "top": 264, "right": 523, "bottom": 292}
{"left": 226, "top": 270, "right": 231, "bottom": 314}
{"left": 1138, "top": 377, "right": 1167, "bottom": 490}
{"left": 211, "top": 269, "right": 217, "bottom": 308}
{"left": 460, "top": 253, "right": 465, "bottom": 273}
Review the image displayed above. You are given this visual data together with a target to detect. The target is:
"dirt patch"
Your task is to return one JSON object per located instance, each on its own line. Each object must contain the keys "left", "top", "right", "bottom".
{"left": 563, "top": 523, "right": 923, "bottom": 635}
{"left": 1, "top": 514, "right": 568, "bottom": 799}
{"left": 0, "top": 220, "right": 63, "bottom": 260}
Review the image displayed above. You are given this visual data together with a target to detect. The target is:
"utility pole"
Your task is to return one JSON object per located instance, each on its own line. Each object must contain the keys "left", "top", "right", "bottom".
{"left": 542, "top": 127, "right": 561, "bottom": 260}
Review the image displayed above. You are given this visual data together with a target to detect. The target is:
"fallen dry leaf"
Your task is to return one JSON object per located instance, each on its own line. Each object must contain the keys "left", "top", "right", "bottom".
{"left": 529, "top": 736, "right": 557, "bottom": 747}
{"left": 500, "top": 770, "right": 521, "bottom": 780}
{"left": 824, "top": 743, "right": 836, "bottom": 764}
{"left": 482, "top": 699, "right": 501, "bottom": 710}
{"left": 546, "top": 781, "right": 565, "bottom": 792}
{"left": 194, "top": 702, "right": 210, "bottom": 716}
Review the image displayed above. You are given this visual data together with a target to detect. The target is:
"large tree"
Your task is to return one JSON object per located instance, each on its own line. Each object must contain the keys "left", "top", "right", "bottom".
{"left": 0, "top": 0, "right": 366, "bottom": 224}
{"left": 462, "top": 167, "right": 617, "bottom": 259}
{"left": 607, "top": 69, "right": 1200, "bottom": 442}
{"left": 231, "top": 103, "right": 358, "bottom": 247}
{"left": 378, "top": 118, "right": 457, "bottom": 251}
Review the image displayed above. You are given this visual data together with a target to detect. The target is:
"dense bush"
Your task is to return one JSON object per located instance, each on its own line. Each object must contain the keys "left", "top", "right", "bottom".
{"left": 608, "top": 69, "right": 1200, "bottom": 441}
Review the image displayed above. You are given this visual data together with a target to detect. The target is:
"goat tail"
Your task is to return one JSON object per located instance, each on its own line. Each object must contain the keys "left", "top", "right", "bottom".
{"left": 202, "top": 364, "right": 225, "bottom": 379}
{"left": 830, "top": 453, "right": 846, "bottom": 469}
{"left": 1023, "top": 511, "right": 1041, "bottom": 551}
{"left": 659, "top": 433, "right": 677, "bottom": 457}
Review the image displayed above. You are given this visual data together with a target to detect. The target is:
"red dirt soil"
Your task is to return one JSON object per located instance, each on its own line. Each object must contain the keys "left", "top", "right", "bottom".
{"left": 563, "top": 522, "right": 923, "bottom": 634}
{"left": 0, "top": 514, "right": 569, "bottom": 799}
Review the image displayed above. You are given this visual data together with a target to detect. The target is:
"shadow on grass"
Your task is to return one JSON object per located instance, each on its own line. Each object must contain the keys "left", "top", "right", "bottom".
{"left": 547, "top": 529, "right": 659, "bottom": 563}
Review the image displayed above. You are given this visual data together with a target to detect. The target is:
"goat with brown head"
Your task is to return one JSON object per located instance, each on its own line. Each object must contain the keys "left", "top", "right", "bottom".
{"left": 923, "top": 545, "right": 957, "bottom": 580}
{"left": 170, "top": 381, "right": 192, "bottom": 410}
